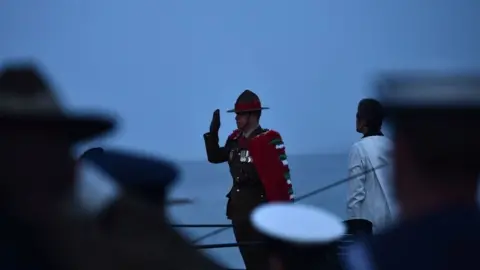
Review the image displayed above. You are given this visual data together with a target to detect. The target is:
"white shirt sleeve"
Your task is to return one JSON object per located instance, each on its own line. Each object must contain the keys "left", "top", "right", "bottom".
{"left": 347, "top": 145, "right": 366, "bottom": 219}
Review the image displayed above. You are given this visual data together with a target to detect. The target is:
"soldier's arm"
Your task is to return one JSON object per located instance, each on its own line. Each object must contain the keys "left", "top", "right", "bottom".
{"left": 249, "top": 130, "right": 294, "bottom": 202}
{"left": 203, "top": 132, "right": 229, "bottom": 164}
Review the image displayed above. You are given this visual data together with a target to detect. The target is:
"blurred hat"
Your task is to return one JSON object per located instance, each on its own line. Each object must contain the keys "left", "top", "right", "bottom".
{"left": 377, "top": 72, "right": 480, "bottom": 117}
{"left": 226, "top": 89, "right": 269, "bottom": 113}
{"left": 0, "top": 62, "right": 115, "bottom": 141}
{"left": 80, "top": 147, "right": 105, "bottom": 159}
{"left": 251, "top": 203, "right": 346, "bottom": 269}
{"left": 376, "top": 72, "right": 480, "bottom": 167}
{"left": 80, "top": 147, "right": 179, "bottom": 203}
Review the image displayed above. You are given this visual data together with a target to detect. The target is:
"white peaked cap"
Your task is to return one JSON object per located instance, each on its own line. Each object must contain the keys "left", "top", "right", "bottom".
{"left": 251, "top": 203, "right": 346, "bottom": 244}
{"left": 376, "top": 73, "right": 480, "bottom": 107}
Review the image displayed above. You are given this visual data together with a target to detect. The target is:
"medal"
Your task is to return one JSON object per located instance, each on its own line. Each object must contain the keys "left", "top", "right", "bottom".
{"left": 239, "top": 150, "right": 253, "bottom": 163}
{"left": 240, "top": 150, "right": 246, "bottom": 162}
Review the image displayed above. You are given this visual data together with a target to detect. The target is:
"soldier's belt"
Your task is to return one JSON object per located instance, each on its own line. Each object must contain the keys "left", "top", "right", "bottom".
{"left": 233, "top": 181, "right": 263, "bottom": 188}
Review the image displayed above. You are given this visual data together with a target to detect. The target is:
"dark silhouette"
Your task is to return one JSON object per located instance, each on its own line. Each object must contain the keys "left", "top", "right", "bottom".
{"left": 0, "top": 62, "right": 115, "bottom": 269}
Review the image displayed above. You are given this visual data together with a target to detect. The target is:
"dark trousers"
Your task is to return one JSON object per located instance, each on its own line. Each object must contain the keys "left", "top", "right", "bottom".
{"left": 232, "top": 220, "right": 270, "bottom": 270}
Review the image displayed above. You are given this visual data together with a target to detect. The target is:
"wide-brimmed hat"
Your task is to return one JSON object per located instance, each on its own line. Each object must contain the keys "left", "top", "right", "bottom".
{"left": 0, "top": 62, "right": 115, "bottom": 141}
{"left": 226, "top": 89, "right": 269, "bottom": 113}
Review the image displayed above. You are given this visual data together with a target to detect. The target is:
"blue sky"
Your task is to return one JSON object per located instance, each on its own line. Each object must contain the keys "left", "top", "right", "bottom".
{"left": 1, "top": 0, "right": 479, "bottom": 160}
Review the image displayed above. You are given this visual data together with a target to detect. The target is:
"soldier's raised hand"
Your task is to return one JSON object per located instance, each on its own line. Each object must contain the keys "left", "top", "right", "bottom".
{"left": 210, "top": 109, "right": 221, "bottom": 133}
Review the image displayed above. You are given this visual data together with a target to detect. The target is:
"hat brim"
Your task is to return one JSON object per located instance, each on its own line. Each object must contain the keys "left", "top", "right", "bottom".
{"left": 0, "top": 113, "right": 116, "bottom": 142}
{"left": 226, "top": 107, "right": 270, "bottom": 113}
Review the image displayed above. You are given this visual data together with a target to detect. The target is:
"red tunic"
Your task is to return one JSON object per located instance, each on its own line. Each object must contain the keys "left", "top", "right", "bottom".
{"left": 228, "top": 129, "right": 294, "bottom": 202}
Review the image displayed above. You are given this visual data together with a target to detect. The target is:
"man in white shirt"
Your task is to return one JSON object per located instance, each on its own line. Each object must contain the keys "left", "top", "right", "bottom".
{"left": 347, "top": 98, "right": 395, "bottom": 234}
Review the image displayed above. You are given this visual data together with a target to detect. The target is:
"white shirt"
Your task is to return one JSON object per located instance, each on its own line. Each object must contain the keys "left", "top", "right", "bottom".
{"left": 347, "top": 135, "right": 396, "bottom": 233}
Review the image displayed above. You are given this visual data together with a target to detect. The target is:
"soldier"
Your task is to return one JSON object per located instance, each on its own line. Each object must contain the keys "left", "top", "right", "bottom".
{"left": 204, "top": 90, "right": 294, "bottom": 270}
{"left": 250, "top": 202, "right": 346, "bottom": 270}
{"left": 344, "top": 74, "right": 480, "bottom": 270}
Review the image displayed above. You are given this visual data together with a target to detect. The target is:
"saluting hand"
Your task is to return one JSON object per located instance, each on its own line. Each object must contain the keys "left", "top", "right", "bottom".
{"left": 209, "top": 109, "right": 221, "bottom": 133}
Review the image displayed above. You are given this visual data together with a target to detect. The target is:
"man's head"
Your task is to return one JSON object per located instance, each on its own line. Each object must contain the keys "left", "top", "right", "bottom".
{"left": 228, "top": 90, "right": 268, "bottom": 131}
{"left": 356, "top": 98, "right": 384, "bottom": 135}
{"left": 235, "top": 110, "right": 261, "bottom": 131}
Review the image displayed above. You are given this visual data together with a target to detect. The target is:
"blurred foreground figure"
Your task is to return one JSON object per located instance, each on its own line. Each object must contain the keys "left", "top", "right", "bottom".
{"left": 0, "top": 61, "right": 223, "bottom": 270}
{"left": 204, "top": 90, "right": 294, "bottom": 269}
{"left": 344, "top": 74, "right": 480, "bottom": 270}
{"left": 75, "top": 147, "right": 225, "bottom": 270}
{"left": 0, "top": 62, "right": 115, "bottom": 269}
{"left": 347, "top": 98, "right": 395, "bottom": 233}
{"left": 251, "top": 203, "right": 346, "bottom": 270}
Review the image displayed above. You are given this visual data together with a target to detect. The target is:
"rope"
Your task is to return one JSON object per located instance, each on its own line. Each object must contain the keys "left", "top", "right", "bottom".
{"left": 195, "top": 234, "right": 357, "bottom": 250}
{"left": 186, "top": 163, "right": 388, "bottom": 244}
{"left": 192, "top": 227, "right": 232, "bottom": 243}
{"left": 195, "top": 241, "right": 263, "bottom": 249}
{"left": 295, "top": 163, "right": 387, "bottom": 201}
{"left": 172, "top": 224, "right": 232, "bottom": 228}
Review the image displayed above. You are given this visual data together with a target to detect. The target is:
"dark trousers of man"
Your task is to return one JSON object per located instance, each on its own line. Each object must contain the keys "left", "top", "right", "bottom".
{"left": 232, "top": 220, "right": 270, "bottom": 270}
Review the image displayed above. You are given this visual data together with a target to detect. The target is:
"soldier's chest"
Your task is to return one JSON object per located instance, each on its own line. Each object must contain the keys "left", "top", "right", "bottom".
{"left": 227, "top": 137, "right": 253, "bottom": 164}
